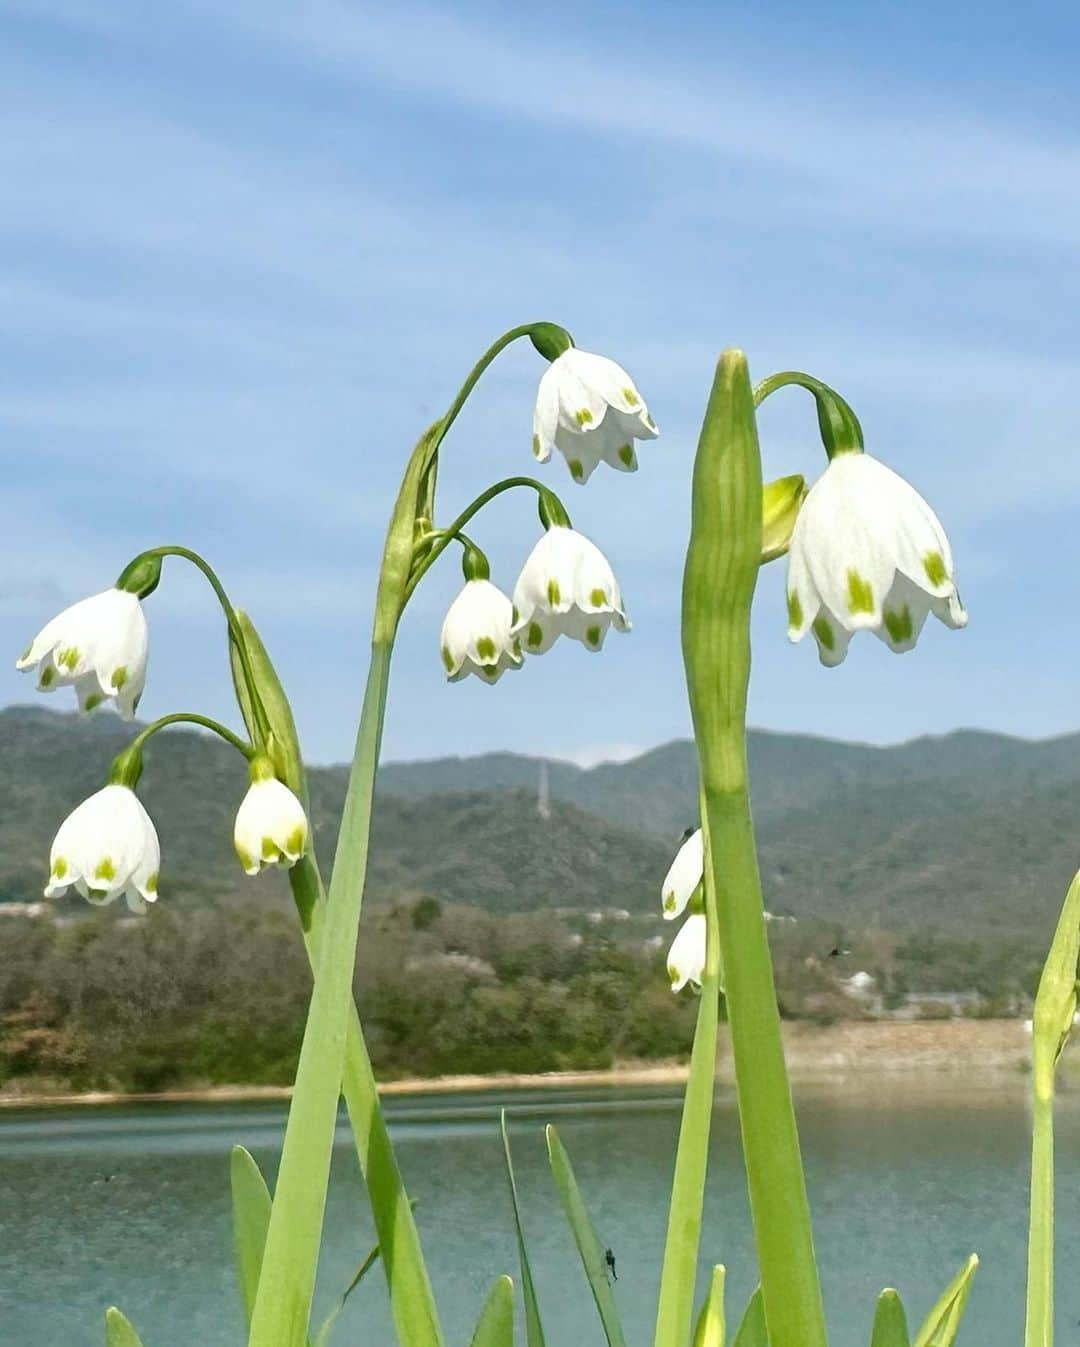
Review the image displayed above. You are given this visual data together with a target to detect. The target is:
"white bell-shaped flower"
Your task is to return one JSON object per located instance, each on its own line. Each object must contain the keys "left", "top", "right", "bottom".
{"left": 667, "top": 913, "right": 707, "bottom": 993}
{"left": 785, "top": 453, "right": 967, "bottom": 667}
{"left": 45, "top": 784, "right": 160, "bottom": 914}
{"left": 234, "top": 759, "right": 309, "bottom": 876}
{"left": 532, "top": 348, "right": 658, "bottom": 484}
{"left": 512, "top": 526, "right": 630, "bottom": 656}
{"left": 16, "top": 587, "right": 148, "bottom": 719}
{"left": 440, "top": 580, "right": 523, "bottom": 684}
{"left": 661, "top": 829, "right": 704, "bottom": 920}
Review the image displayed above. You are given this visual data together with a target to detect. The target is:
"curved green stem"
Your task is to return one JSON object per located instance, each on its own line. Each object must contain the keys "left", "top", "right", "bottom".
{"left": 127, "top": 545, "right": 273, "bottom": 743}
{"left": 753, "top": 370, "right": 863, "bottom": 460}
{"left": 683, "top": 351, "right": 827, "bottom": 1347}
{"left": 129, "top": 711, "right": 254, "bottom": 759}
{"left": 403, "top": 476, "right": 565, "bottom": 604}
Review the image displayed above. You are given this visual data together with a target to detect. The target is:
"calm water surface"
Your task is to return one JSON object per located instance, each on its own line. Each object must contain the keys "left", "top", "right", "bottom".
{"left": 1, "top": 1078, "right": 1077, "bottom": 1346}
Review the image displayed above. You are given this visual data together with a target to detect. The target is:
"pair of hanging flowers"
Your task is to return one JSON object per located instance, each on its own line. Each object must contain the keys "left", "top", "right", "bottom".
{"left": 18, "top": 585, "right": 309, "bottom": 912}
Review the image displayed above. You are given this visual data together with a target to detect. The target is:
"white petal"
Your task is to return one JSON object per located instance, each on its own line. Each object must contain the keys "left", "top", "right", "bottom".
{"left": 668, "top": 914, "right": 707, "bottom": 993}
{"left": 810, "top": 606, "right": 852, "bottom": 667}
{"left": 532, "top": 366, "right": 560, "bottom": 463}
{"left": 873, "top": 573, "right": 932, "bottom": 654}
{"left": 662, "top": 829, "right": 703, "bottom": 919}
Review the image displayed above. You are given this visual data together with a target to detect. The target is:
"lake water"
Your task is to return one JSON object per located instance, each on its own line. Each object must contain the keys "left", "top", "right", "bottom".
{"left": 0, "top": 1078, "right": 1077, "bottom": 1346}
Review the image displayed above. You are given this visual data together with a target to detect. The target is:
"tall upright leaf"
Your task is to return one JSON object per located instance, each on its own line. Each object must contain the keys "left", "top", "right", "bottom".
{"left": 871, "top": 1290, "right": 910, "bottom": 1347}
{"left": 104, "top": 1307, "right": 145, "bottom": 1347}
{"left": 230, "top": 1145, "right": 273, "bottom": 1332}
{"left": 501, "top": 1111, "right": 546, "bottom": 1347}
{"left": 913, "top": 1256, "right": 979, "bottom": 1347}
{"left": 469, "top": 1276, "right": 515, "bottom": 1347}
{"left": 545, "top": 1125, "right": 626, "bottom": 1347}
{"left": 731, "top": 1287, "right": 768, "bottom": 1347}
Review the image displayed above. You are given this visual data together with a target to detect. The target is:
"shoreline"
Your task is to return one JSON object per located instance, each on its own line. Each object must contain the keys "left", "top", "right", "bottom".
{"left": 0, "top": 1020, "right": 1035, "bottom": 1111}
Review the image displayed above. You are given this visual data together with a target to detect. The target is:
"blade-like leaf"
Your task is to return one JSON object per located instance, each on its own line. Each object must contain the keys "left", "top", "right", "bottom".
{"left": 105, "top": 1307, "right": 145, "bottom": 1347}
{"left": 545, "top": 1125, "right": 627, "bottom": 1347}
{"left": 230, "top": 1145, "right": 273, "bottom": 1332}
{"left": 913, "top": 1256, "right": 979, "bottom": 1347}
{"left": 871, "top": 1289, "right": 910, "bottom": 1347}
{"left": 692, "top": 1265, "right": 727, "bottom": 1347}
{"left": 732, "top": 1287, "right": 768, "bottom": 1347}
{"left": 312, "top": 1239, "right": 383, "bottom": 1347}
{"left": 469, "top": 1276, "right": 515, "bottom": 1347}
{"left": 501, "top": 1111, "right": 546, "bottom": 1347}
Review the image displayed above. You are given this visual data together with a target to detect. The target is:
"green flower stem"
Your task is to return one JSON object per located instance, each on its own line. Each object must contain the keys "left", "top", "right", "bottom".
{"left": 403, "top": 476, "right": 563, "bottom": 603}
{"left": 683, "top": 351, "right": 827, "bottom": 1347}
{"left": 1025, "top": 869, "right": 1080, "bottom": 1347}
{"left": 130, "top": 544, "right": 273, "bottom": 743}
{"left": 653, "top": 806, "right": 721, "bottom": 1347}
{"left": 248, "top": 640, "right": 394, "bottom": 1347}
{"left": 127, "top": 712, "right": 254, "bottom": 760}
{"left": 1026, "top": 1092, "right": 1054, "bottom": 1347}
{"left": 753, "top": 370, "right": 863, "bottom": 460}
{"left": 289, "top": 856, "right": 445, "bottom": 1347}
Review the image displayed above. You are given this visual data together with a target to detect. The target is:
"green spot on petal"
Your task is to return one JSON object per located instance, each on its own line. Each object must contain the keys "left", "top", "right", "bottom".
{"left": 812, "top": 616, "right": 835, "bottom": 651}
{"left": 527, "top": 622, "right": 543, "bottom": 649}
{"left": 923, "top": 551, "right": 947, "bottom": 587}
{"left": 569, "top": 459, "right": 584, "bottom": 481}
{"left": 546, "top": 579, "right": 561, "bottom": 607}
{"left": 261, "top": 837, "right": 281, "bottom": 862}
{"left": 284, "top": 827, "right": 305, "bottom": 857}
{"left": 52, "top": 857, "right": 67, "bottom": 879}
{"left": 662, "top": 892, "right": 675, "bottom": 913}
{"left": 94, "top": 857, "right": 116, "bottom": 882}
{"left": 617, "top": 444, "right": 634, "bottom": 466}
{"left": 589, "top": 587, "right": 607, "bottom": 607}
{"left": 574, "top": 408, "right": 594, "bottom": 426}
{"left": 531, "top": 433, "right": 541, "bottom": 455}
{"left": 58, "top": 646, "right": 79, "bottom": 671}
{"left": 84, "top": 694, "right": 103, "bottom": 712}
{"left": 236, "top": 847, "right": 255, "bottom": 872}
{"left": 144, "top": 872, "right": 158, "bottom": 895}
{"left": 476, "top": 636, "right": 496, "bottom": 661}
{"left": 39, "top": 666, "right": 56, "bottom": 688}
{"left": 846, "top": 570, "right": 875, "bottom": 616}
{"left": 586, "top": 625, "right": 601, "bottom": 647}
{"left": 112, "top": 666, "right": 129, "bottom": 690}
{"left": 441, "top": 646, "right": 454, "bottom": 673}
{"left": 622, "top": 387, "right": 639, "bottom": 407}
{"left": 884, "top": 605, "right": 914, "bottom": 645}
{"left": 787, "top": 591, "right": 803, "bottom": 631}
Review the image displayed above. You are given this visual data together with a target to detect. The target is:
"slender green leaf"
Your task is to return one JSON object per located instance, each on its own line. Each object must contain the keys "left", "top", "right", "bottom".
{"left": 913, "top": 1256, "right": 979, "bottom": 1347}
{"left": 871, "top": 1290, "right": 910, "bottom": 1347}
{"left": 692, "top": 1266, "right": 727, "bottom": 1347}
{"left": 469, "top": 1276, "right": 515, "bottom": 1347}
{"left": 732, "top": 1287, "right": 768, "bottom": 1347}
{"left": 545, "top": 1125, "right": 626, "bottom": 1347}
{"left": 104, "top": 1307, "right": 144, "bottom": 1347}
{"left": 230, "top": 1145, "right": 272, "bottom": 1332}
{"left": 312, "top": 1239, "right": 383, "bottom": 1347}
{"left": 500, "top": 1111, "right": 546, "bottom": 1347}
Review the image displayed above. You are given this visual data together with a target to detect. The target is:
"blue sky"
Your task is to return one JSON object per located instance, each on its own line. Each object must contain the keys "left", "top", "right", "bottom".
{"left": 2, "top": 0, "right": 1079, "bottom": 766}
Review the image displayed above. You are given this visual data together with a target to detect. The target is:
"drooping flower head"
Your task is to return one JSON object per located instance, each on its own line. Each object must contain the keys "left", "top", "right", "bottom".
{"left": 440, "top": 579, "right": 522, "bottom": 684}
{"left": 512, "top": 526, "right": 629, "bottom": 656}
{"left": 45, "top": 784, "right": 160, "bottom": 914}
{"left": 785, "top": 452, "right": 966, "bottom": 667}
{"left": 16, "top": 587, "right": 148, "bottom": 719}
{"left": 661, "top": 828, "right": 703, "bottom": 920}
{"left": 532, "top": 348, "right": 657, "bottom": 484}
{"left": 234, "top": 756, "right": 309, "bottom": 876}
{"left": 667, "top": 913, "right": 707, "bottom": 993}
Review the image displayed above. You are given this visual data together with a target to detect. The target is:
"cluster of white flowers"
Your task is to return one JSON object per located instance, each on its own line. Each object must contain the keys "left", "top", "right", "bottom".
{"left": 662, "top": 828, "right": 707, "bottom": 993}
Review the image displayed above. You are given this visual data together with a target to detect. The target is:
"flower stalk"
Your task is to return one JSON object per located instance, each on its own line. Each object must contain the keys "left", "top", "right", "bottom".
{"left": 680, "top": 350, "right": 827, "bottom": 1347}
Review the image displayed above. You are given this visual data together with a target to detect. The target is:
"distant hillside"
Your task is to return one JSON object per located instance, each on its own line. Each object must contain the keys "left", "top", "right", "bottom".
{"left": 3, "top": 706, "right": 1080, "bottom": 939}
